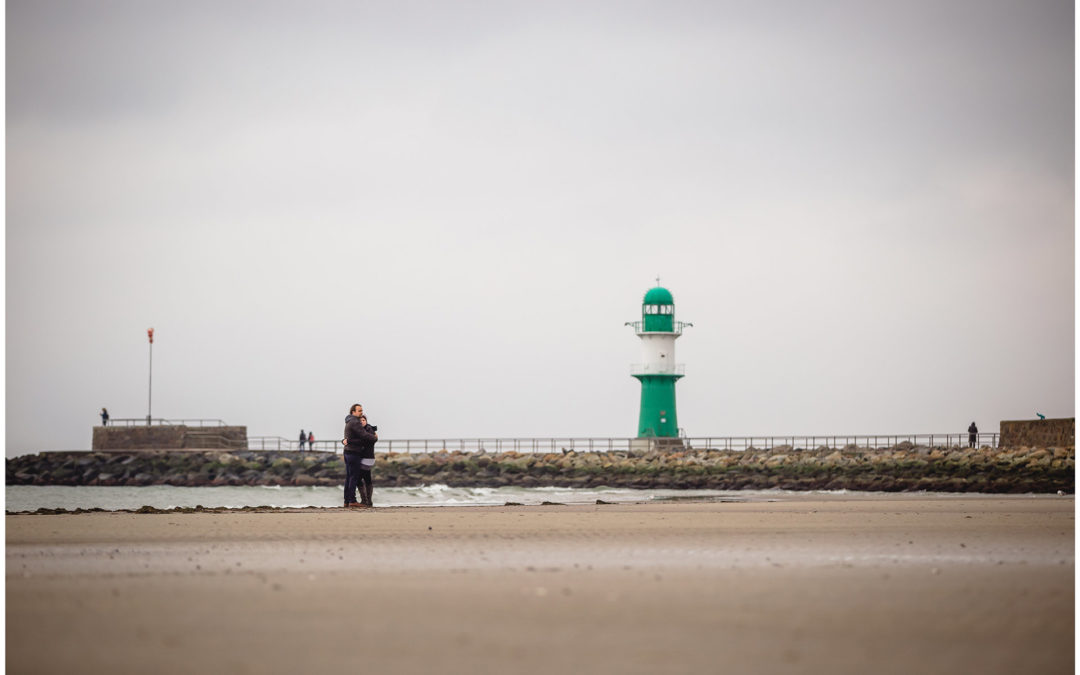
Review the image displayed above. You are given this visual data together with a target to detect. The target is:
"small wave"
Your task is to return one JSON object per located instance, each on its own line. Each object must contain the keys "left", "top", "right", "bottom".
{"left": 418, "top": 484, "right": 452, "bottom": 494}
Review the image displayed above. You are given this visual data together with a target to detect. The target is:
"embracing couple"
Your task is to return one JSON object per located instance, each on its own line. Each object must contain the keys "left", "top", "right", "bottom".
{"left": 342, "top": 403, "right": 378, "bottom": 508}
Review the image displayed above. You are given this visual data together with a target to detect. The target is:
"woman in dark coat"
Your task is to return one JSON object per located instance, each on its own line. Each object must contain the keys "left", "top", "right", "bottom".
{"left": 355, "top": 416, "right": 378, "bottom": 506}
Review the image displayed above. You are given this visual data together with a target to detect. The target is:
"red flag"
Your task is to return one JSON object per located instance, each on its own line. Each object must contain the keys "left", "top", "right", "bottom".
{"left": 147, "top": 328, "right": 154, "bottom": 344}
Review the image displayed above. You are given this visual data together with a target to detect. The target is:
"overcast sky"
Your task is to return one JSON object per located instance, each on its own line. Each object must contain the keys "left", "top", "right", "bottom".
{"left": 6, "top": 0, "right": 1074, "bottom": 456}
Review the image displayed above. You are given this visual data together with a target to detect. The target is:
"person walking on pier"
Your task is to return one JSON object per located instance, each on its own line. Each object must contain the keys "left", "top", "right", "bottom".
{"left": 299, "top": 429, "right": 306, "bottom": 452}
{"left": 308, "top": 431, "right": 315, "bottom": 452}
{"left": 100, "top": 408, "right": 109, "bottom": 426}
{"left": 342, "top": 404, "right": 378, "bottom": 507}
{"left": 968, "top": 422, "right": 978, "bottom": 448}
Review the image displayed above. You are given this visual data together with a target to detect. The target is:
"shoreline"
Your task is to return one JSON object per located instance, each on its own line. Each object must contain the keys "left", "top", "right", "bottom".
{"left": 7, "top": 495, "right": 1074, "bottom": 674}
{"left": 6, "top": 485, "right": 1070, "bottom": 515}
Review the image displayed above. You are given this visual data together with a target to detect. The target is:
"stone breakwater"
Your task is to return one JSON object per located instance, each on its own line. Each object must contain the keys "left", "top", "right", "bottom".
{"left": 6, "top": 445, "right": 1074, "bottom": 493}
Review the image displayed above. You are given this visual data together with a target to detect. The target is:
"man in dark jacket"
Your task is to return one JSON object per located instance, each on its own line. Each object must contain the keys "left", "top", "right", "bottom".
{"left": 343, "top": 404, "right": 378, "bottom": 507}
{"left": 968, "top": 422, "right": 978, "bottom": 448}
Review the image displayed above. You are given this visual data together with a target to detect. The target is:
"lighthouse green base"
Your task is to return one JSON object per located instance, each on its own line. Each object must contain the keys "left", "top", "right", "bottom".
{"left": 632, "top": 373, "right": 683, "bottom": 438}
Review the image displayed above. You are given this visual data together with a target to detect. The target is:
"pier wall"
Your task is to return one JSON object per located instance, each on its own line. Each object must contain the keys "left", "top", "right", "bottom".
{"left": 999, "top": 418, "right": 1074, "bottom": 448}
{"left": 92, "top": 426, "right": 247, "bottom": 451}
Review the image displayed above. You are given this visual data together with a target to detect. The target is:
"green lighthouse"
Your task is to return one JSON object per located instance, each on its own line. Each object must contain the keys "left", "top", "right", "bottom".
{"left": 627, "top": 283, "right": 692, "bottom": 438}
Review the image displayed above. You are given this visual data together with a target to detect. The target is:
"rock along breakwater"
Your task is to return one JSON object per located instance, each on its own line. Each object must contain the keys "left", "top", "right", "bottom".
{"left": 6, "top": 445, "right": 1073, "bottom": 493}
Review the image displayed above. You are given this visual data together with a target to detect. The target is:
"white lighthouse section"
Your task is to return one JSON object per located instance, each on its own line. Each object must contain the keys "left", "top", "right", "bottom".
{"left": 639, "top": 333, "right": 678, "bottom": 374}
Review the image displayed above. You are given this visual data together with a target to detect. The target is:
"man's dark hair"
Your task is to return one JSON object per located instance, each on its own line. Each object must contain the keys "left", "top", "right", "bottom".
{"left": 350, "top": 403, "right": 363, "bottom": 414}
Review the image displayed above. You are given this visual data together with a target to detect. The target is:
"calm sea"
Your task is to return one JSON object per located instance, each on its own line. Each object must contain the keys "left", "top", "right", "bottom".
{"left": 5, "top": 484, "right": 763, "bottom": 512}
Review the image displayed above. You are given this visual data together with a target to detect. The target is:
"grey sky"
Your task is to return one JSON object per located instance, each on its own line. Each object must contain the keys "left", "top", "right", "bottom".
{"left": 7, "top": 0, "right": 1074, "bottom": 455}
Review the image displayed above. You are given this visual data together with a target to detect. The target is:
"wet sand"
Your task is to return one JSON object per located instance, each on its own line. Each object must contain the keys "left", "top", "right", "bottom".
{"left": 6, "top": 494, "right": 1074, "bottom": 674}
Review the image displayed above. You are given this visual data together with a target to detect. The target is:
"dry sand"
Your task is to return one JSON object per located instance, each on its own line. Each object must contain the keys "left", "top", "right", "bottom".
{"left": 6, "top": 493, "right": 1074, "bottom": 674}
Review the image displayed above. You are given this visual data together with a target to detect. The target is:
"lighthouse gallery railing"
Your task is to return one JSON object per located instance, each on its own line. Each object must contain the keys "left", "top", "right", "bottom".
{"left": 624, "top": 321, "right": 691, "bottom": 335}
{"left": 630, "top": 363, "right": 686, "bottom": 375}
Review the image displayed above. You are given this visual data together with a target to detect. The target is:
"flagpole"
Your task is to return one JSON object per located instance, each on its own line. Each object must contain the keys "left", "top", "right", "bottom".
{"left": 147, "top": 328, "right": 154, "bottom": 425}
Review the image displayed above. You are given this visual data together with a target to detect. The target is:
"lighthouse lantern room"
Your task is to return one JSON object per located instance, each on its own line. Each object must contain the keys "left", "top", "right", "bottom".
{"left": 626, "top": 283, "right": 692, "bottom": 438}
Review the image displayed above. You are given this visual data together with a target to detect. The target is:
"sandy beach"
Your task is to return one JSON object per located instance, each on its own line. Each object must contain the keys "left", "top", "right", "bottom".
{"left": 7, "top": 493, "right": 1074, "bottom": 674}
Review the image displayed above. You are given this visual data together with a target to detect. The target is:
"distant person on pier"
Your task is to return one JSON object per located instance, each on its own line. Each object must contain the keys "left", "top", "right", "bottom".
{"left": 100, "top": 408, "right": 109, "bottom": 426}
{"left": 308, "top": 431, "right": 315, "bottom": 451}
{"left": 968, "top": 422, "right": 978, "bottom": 448}
{"left": 342, "top": 404, "right": 378, "bottom": 508}
{"left": 299, "top": 429, "right": 306, "bottom": 452}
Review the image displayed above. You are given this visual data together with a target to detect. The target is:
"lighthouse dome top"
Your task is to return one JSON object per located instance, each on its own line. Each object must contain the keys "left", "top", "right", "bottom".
{"left": 643, "top": 286, "right": 674, "bottom": 305}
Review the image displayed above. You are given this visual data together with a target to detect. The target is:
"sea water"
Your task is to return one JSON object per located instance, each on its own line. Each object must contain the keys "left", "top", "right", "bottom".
{"left": 5, "top": 484, "right": 761, "bottom": 512}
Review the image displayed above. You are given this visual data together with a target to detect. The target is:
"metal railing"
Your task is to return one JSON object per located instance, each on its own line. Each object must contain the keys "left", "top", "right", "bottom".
{"left": 379, "top": 438, "right": 635, "bottom": 454}
{"left": 682, "top": 433, "right": 1000, "bottom": 451}
{"left": 242, "top": 433, "right": 1001, "bottom": 454}
{"left": 248, "top": 436, "right": 342, "bottom": 452}
{"left": 104, "top": 418, "right": 229, "bottom": 427}
{"left": 245, "top": 436, "right": 641, "bottom": 454}
{"left": 624, "top": 321, "right": 692, "bottom": 335}
{"left": 630, "top": 363, "right": 686, "bottom": 375}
